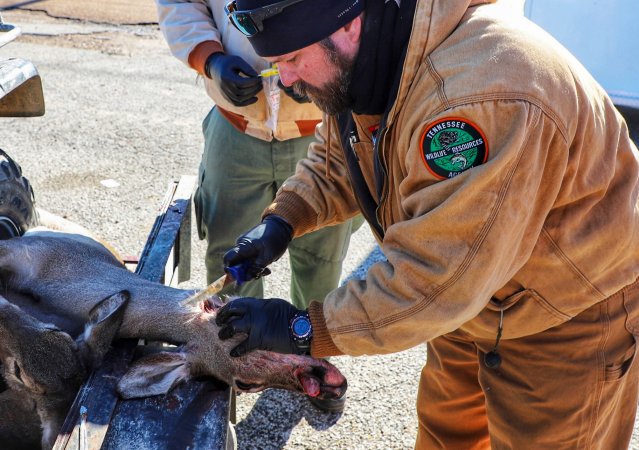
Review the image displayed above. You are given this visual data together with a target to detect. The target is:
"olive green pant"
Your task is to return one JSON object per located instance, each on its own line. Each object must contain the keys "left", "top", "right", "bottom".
{"left": 416, "top": 279, "right": 639, "bottom": 449}
{"left": 194, "top": 107, "right": 359, "bottom": 309}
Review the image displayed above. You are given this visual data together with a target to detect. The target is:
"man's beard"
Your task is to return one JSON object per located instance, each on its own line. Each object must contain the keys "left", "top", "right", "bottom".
{"left": 292, "top": 38, "right": 355, "bottom": 115}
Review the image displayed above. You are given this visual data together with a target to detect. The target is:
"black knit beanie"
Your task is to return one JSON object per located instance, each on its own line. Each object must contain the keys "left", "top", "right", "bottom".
{"left": 235, "top": 0, "right": 365, "bottom": 57}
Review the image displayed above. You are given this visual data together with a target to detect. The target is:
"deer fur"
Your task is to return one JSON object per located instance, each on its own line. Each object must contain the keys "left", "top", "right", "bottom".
{"left": 0, "top": 229, "right": 347, "bottom": 448}
{"left": 0, "top": 292, "right": 128, "bottom": 449}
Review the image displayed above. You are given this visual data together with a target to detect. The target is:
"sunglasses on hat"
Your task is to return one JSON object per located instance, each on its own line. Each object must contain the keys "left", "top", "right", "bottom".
{"left": 224, "top": 0, "right": 306, "bottom": 37}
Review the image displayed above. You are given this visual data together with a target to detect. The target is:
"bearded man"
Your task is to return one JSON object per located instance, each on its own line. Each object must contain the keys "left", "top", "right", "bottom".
{"left": 216, "top": 0, "right": 639, "bottom": 448}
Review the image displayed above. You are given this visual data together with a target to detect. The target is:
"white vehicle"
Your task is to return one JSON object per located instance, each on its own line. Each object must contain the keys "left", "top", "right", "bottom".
{"left": 525, "top": 0, "right": 639, "bottom": 110}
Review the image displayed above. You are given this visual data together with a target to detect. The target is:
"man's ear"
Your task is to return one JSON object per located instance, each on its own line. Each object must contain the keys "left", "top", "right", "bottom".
{"left": 333, "top": 13, "right": 363, "bottom": 55}
{"left": 344, "top": 14, "right": 363, "bottom": 43}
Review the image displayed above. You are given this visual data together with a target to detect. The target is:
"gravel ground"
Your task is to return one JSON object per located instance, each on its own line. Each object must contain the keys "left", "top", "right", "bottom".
{"left": 1, "top": 8, "right": 638, "bottom": 450}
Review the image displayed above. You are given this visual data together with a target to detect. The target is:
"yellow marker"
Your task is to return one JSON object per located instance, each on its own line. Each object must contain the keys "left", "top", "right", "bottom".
{"left": 260, "top": 65, "right": 279, "bottom": 78}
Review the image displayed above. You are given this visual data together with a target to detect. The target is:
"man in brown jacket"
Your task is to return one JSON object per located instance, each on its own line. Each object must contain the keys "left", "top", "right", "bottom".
{"left": 216, "top": 0, "right": 639, "bottom": 447}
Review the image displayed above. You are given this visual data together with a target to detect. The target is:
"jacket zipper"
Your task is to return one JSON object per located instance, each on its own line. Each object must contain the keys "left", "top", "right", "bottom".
{"left": 374, "top": 125, "right": 390, "bottom": 230}
{"left": 337, "top": 117, "right": 385, "bottom": 241}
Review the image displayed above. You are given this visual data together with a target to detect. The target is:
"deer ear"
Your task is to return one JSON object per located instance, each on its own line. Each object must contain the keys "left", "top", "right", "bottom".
{"left": 117, "top": 352, "right": 190, "bottom": 399}
{"left": 77, "top": 291, "right": 129, "bottom": 370}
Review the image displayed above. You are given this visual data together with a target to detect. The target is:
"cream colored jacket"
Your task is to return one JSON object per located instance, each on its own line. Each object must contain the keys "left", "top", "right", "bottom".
{"left": 156, "top": 0, "right": 322, "bottom": 141}
{"left": 265, "top": 0, "right": 639, "bottom": 356}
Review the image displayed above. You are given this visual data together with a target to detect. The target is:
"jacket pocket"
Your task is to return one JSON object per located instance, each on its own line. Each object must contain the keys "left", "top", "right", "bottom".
{"left": 604, "top": 344, "right": 635, "bottom": 382}
{"left": 604, "top": 282, "right": 639, "bottom": 382}
{"left": 623, "top": 279, "right": 639, "bottom": 336}
{"left": 462, "top": 289, "right": 572, "bottom": 340}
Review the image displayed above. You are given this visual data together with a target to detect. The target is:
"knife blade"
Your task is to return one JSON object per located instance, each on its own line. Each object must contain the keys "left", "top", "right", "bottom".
{"left": 180, "top": 264, "right": 248, "bottom": 307}
{"left": 181, "top": 273, "right": 233, "bottom": 307}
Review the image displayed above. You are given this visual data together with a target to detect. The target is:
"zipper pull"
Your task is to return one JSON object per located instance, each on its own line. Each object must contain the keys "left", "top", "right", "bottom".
{"left": 369, "top": 124, "right": 380, "bottom": 147}
{"left": 349, "top": 131, "right": 360, "bottom": 161}
{"left": 484, "top": 307, "right": 504, "bottom": 369}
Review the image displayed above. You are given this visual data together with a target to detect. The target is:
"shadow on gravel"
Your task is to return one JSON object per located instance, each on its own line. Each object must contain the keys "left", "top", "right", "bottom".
{"left": 235, "top": 389, "right": 342, "bottom": 449}
{"left": 341, "top": 244, "right": 386, "bottom": 284}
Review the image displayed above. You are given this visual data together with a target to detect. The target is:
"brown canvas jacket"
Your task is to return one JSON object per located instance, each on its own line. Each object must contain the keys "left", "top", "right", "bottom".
{"left": 265, "top": 0, "right": 639, "bottom": 357}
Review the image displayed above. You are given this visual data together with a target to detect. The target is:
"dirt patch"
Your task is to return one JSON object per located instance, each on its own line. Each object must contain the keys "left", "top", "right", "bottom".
{"left": 1, "top": 10, "right": 163, "bottom": 55}
{"left": 0, "top": 0, "right": 158, "bottom": 25}
{"left": 16, "top": 31, "right": 161, "bottom": 56}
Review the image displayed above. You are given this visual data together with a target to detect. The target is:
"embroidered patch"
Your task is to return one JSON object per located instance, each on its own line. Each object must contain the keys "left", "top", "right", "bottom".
{"left": 420, "top": 118, "right": 489, "bottom": 179}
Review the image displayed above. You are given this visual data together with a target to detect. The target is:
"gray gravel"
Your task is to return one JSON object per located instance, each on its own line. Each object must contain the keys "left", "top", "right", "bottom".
{"left": 1, "top": 9, "right": 638, "bottom": 450}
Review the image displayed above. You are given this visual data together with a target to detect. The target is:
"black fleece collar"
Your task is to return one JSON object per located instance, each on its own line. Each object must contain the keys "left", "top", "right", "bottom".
{"left": 347, "top": 0, "right": 417, "bottom": 115}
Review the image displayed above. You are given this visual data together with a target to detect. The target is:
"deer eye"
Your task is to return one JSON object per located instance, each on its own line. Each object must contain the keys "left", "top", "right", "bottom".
{"left": 12, "top": 360, "right": 23, "bottom": 384}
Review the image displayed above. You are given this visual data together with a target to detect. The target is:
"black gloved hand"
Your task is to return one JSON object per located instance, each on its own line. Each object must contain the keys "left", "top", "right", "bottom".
{"left": 223, "top": 215, "right": 293, "bottom": 281}
{"left": 216, "top": 297, "right": 307, "bottom": 356}
{"left": 205, "top": 53, "right": 262, "bottom": 107}
{"left": 278, "top": 79, "right": 311, "bottom": 104}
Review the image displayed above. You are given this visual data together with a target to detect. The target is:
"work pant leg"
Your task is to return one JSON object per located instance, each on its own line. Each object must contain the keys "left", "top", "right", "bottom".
{"left": 194, "top": 107, "right": 275, "bottom": 297}
{"left": 416, "top": 333, "right": 490, "bottom": 450}
{"left": 479, "top": 282, "right": 639, "bottom": 449}
{"left": 287, "top": 220, "right": 359, "bottom": 309}
{"left": 271, "top": 133, "right": 360, "bottom": 310}
{"left": 416, "top": 280, "right": 639, "bottom": 450}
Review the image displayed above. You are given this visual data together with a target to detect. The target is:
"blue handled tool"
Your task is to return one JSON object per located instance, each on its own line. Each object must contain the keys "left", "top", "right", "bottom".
{"left": 224, "top": 264, "right": 251, "bottom": 286}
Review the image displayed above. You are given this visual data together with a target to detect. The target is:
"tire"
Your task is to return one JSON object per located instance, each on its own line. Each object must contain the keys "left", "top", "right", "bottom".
{"left": 0, "top": 149, "right": 37, "bottom": 237}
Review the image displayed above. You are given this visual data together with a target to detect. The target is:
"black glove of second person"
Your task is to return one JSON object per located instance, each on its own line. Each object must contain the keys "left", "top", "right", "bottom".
{"left": 223, "top": 215, "right": 293, "bottom": 281}
{"left": 216, "top": 297, "right": 304, "bottom": 357}
{"left": 278, "top": 79, "right": 310, "bottom": 104}
{"left": 205, "top": 53, "right": 262, "bottom": 107}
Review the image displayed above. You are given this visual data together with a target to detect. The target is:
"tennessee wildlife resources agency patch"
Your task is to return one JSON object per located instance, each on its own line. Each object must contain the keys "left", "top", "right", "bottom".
{"left": 420, "top": 117, "right": 489, "bottom": 180}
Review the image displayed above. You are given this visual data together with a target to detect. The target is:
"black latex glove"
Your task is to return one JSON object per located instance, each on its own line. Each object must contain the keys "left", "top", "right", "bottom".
{"left": 278, "top": 79, "right": 311, "bottom": 104}
{"left": 216, "top": 297, "right": 305, "bottom": 356}
{"left": 223, "top": 215, "right": 293, "bottom": 281}
{"left": 205, "top": 53, "right": 262, "bottom": 107}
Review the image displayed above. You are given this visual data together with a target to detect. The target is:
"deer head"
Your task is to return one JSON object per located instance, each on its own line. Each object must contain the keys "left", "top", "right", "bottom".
{"left": 0, "top": 291, "right": 128, "bottom": 449}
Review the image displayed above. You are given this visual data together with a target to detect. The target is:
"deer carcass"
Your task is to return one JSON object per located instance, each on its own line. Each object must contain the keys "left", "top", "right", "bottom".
{"left": 0, "top": 229, "right": 347, "bottom": 402}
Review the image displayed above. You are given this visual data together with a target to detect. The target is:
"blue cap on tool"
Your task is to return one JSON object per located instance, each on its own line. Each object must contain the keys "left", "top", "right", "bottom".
{"left": 225, "top": 264, "right": 249, "bottom": 286}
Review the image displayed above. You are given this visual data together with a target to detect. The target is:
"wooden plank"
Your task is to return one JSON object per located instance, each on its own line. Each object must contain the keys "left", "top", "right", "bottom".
{"left": 54, "top": 175, "right": 231, "bottom": 450}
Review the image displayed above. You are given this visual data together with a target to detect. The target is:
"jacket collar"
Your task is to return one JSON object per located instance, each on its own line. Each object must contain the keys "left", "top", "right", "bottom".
{"left": 385, "top": 0, "right": 497, "bottom": 126}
